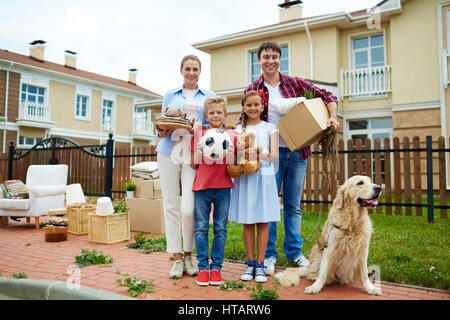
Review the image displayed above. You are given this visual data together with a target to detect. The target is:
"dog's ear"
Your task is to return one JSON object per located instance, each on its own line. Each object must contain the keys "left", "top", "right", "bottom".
{"left": 334, "top": 185, "right": 346, "bottom": 209}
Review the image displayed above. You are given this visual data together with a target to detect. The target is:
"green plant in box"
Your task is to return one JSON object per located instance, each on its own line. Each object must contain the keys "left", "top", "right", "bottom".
{"left": 113, "top": 198, "right": 129, "bottom": 213}
{"left": 301, "top": 89, "right": 316, "bottom": 99}
{"left": 124, "top": 181, "right": 136, "bottom": 192}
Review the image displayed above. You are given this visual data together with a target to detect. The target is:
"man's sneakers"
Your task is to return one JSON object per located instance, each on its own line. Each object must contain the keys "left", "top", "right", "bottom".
{"left": 196, "top": 269, "right": 222, "bottom": 286}
{"left": 294, "top": 254, "right": 310, "bottom": 268}
{"left": 263, "top": 257, "right": 276, "bottom": 275}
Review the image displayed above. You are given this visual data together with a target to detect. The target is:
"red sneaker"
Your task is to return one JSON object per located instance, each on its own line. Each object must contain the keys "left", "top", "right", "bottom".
{"left": 209, "top": 269, "right": 222, "bottom": 285}
{"left": 196, "top": 270, "right": 209, "bottom": 286}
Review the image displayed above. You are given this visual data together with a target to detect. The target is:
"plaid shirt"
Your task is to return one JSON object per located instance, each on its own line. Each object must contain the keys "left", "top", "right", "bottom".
{"left": 242, "top": 72, "right": 338, "bottom": 160}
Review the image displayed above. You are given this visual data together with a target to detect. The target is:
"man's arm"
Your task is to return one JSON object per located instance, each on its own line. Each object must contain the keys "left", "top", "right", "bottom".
{"left": 326, "top": 102, "right": 339, "bottom": 133}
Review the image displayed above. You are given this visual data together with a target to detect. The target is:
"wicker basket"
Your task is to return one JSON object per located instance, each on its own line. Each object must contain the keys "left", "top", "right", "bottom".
{"left": 48, "top": 208, "right": 67, "bottom": 216}
{"left": 44, "top": 226, "right": 68, "bottom": 242}
{"left": 88, "top": 212, "right": 130, "bottom": 244}
{"left": 67, "top": 205, "right": 96, "bottom": 235}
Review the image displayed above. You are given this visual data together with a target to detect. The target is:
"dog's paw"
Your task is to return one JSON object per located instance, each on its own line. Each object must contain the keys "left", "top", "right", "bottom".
{"left": 365, "top": 285, "right": 382, "bottom": 296}
{"left": 305, "top": 283, "right": 322, "bottom": 294}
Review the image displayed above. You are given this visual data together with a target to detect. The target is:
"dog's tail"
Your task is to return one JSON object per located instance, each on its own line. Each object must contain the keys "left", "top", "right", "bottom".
{"left": 275, "top": 267, "right": 309, "bottom": 287}
{"left": 298, "top": 266, "right": 309, "bottom": 277}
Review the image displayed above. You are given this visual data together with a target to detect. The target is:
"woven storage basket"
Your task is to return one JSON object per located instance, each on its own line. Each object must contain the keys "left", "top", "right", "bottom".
{"left": 88, "top": 212, "right": 130, "bottom": 244}
{"left": 44, "top": 226, "right": 68, "bottom": 242}
{"left": 67, "top": 205, "right": 96, "bottom": 235}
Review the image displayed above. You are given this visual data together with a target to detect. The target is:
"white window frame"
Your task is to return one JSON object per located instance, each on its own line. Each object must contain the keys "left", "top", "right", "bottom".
{"left": 347, "top": 30, "right": 388, "bottom": 100}
{"left": 74, "top": 86, "right": 91, "bottom": 121}
{"left": 246, "top": 41, "right": 290, "bottom": 84}
{"left": 75, "top": 94, "right": 90, "bottom": 121}
{"left": 133, "top": 106, "right": 151, "bottom": 122}
{"left": 19, "top": 73, "right": 49, "bottom": 107}
{"left": 348, "top": 29, "right": 387, "bottom": 70}
{"left": 101, "top": 99, "right": 114, "bottom": 131}
{"left": 17, "top": 135, "right": 43, "bottom": 149}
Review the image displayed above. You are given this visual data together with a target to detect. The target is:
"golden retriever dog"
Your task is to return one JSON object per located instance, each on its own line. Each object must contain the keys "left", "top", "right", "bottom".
{"left": 275, "top": 175, "right": 382, "bottom": 295}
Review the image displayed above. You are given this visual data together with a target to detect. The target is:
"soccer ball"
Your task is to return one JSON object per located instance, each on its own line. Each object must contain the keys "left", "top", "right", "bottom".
{"left": 200, "top": 128, "right": 232, "bottom": 161}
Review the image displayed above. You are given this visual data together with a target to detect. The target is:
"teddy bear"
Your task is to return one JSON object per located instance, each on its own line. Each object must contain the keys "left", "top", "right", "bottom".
{"left": 226, "top": 131, "right": 263, "bottom": 178}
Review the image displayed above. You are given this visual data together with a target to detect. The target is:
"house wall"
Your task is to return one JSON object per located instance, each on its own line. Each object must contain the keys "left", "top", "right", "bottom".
{"left": 390, "top": 0, "right": 441, "bottom": 106}
{"left": 115, "top": 94, "right": 134, "bottom": 137}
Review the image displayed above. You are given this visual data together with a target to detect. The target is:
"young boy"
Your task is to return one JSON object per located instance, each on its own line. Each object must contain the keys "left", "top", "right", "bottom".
{"left": 190, "top": 95, "right": 236, "bottom": 286}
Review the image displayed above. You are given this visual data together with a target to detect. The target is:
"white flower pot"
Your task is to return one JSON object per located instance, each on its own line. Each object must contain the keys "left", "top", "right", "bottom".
{"left": 126, "top": 191, "right": 135, "bottom": 198}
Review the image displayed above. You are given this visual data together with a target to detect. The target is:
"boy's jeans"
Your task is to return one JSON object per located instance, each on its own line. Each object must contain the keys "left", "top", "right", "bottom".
{"left": 194, "top": 188, "right": 230, "bottom": 271}
{"left": 266, "top": 148, "right": 308, "bottom": 262}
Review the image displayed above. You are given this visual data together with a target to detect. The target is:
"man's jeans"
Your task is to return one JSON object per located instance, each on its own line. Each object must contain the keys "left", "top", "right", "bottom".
{"left": 194, "top": 188, "right": 230, "bottom": 271}
{"left": 265, "top": 147, "right": 308, "bottom": 262}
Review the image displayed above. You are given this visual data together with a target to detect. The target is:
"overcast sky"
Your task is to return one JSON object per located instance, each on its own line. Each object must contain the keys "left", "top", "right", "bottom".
{"left": 0, "top": 0, "right": 380, "bottom": 97}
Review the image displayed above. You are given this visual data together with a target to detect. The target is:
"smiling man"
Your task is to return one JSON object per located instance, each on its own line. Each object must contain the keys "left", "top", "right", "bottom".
{"left": 242, "top": 41, "right": 339, "bottom": 274}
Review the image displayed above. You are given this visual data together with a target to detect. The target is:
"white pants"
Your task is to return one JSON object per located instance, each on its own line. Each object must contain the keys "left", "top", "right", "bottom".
{"left": 157, "top": 144, "right": 196, "bottom": 253}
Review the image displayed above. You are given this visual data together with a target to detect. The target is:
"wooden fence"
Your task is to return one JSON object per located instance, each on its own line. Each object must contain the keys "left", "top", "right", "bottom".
{"left": 111, "top": 145, "right": 156, "bottom": 199}
{"left": 301, "top": 136, "right": 449, "bottom": 220}
{"left": 1, "top": 135, "right": 448, "bottom": 221}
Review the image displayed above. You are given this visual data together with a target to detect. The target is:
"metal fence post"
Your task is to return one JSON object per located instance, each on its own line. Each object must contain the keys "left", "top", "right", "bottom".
{"left": 105, "top": 133, "right": 114, "bottom": 199}
{"left": 426, "top": 135, "right": 434, "bottom": 223}
{"left": 49, "top": 137, "right": 58, "bottom": 164}
{"left": 7, "top": 140, "right": 14, "bottom": 180}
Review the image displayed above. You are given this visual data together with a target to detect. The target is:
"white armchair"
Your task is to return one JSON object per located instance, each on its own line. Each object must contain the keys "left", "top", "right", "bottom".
{"left": 0, "top": 164, "right": 68, "bottom": 229}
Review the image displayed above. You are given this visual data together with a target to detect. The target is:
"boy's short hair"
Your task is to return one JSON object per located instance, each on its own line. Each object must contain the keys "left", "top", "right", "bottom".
{"left": 204, "top": 95, "right": 227, "bottom": 113}
{"left": 257, "top": 41, "right": 282, "bottom": 59}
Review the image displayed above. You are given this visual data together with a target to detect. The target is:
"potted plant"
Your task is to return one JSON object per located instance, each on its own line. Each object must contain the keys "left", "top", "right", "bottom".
{"left": 113, "top": 198, "right": 130, "bottom": 213}
{"left": 124, "top": 181, "right": 136, "bottom": 198}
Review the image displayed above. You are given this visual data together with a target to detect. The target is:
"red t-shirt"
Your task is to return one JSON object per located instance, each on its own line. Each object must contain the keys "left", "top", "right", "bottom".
{"left": 190, "top": 128, "right": 237, "bottom": 191}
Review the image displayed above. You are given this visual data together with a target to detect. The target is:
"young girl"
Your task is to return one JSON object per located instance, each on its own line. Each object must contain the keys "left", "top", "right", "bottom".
{"left": 229, "top": 91, "right": 279, "bottom": 283}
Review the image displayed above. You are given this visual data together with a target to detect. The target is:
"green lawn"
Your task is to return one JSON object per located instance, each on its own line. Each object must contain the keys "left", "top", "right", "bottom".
{"left": 215, "top": 211, "right": 449, "bottom": 291}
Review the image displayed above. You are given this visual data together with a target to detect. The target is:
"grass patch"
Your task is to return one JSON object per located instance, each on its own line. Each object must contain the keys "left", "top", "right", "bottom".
{"left": 218, "top": 211, "right": 449, "bottom": 290}
{"left": 127, "top": 232, "right": 167, "bottom": 253}
{"left": 12, "top": 272, "right": 27, "bottom": 279}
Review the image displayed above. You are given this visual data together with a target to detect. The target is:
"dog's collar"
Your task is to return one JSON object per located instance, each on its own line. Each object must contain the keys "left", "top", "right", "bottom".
{"left": 332, "top": 224, "right": 348, "bottom": 232}
{"left": 320, "top": 224, "right": 349, "bottom": 251}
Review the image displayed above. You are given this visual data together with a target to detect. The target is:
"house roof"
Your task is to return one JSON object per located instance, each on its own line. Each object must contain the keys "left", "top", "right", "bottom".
{"left": 0, "top": 48, "right": 162, "bottom": 98}
{"left": 193, "top": 0, "right": 404, "bottom": 52}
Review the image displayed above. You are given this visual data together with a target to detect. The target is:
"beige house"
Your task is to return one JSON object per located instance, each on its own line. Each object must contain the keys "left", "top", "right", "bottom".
{"left": 185, "top": 0, "right": 449, "bottom": 187}
{"left": 0, "top": 40, "right": 161, "bottom": 153}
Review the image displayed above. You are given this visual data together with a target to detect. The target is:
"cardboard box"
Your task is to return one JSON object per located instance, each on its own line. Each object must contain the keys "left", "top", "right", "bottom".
{"left": 131, "top": 177, "right": 162, "bottom": 199}
{"left": 126, "top": 198, "right": 165, "bottom": 234}
{"left": 278, "top": 98, "right": 330, "bottom": 152}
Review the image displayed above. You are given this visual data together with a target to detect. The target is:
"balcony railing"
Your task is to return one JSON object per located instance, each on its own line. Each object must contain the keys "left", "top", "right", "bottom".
{"left": 132, "top": 119, "right": 154, "bottom": 137}
{"left": 18, "top": 102, "right": 52, "bottom": 122}
{"left": 340, "top": 65, "right": 392, "bottom": 98}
